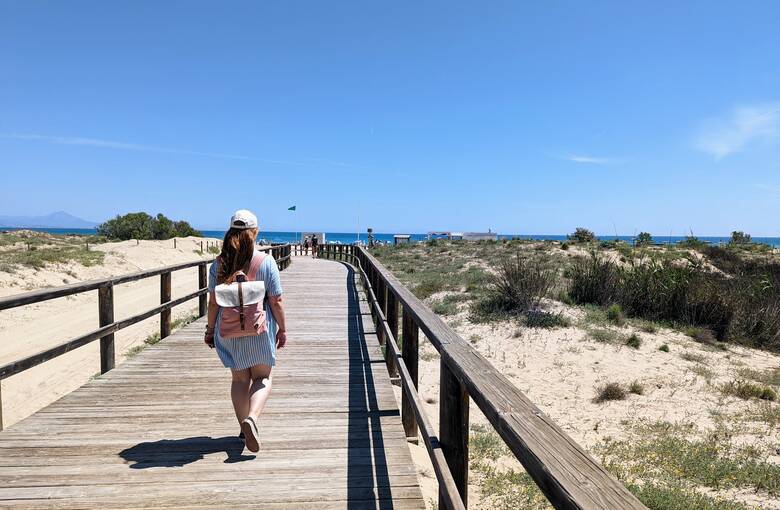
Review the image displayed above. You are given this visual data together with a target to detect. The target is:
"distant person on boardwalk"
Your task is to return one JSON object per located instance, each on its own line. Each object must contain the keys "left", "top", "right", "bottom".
{"left": 311, "top": 235, "right": 319, "bottom": 258}
{"left": 204, "top": 210, "right": 287, "bottom": 452}
{"left": 304, "top": 236, "right": 310, "bottom": 255}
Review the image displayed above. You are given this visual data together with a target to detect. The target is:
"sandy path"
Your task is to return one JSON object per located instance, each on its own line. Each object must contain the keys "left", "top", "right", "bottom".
{"left": 0, "top": 237, "right": 220, "bottom": 428}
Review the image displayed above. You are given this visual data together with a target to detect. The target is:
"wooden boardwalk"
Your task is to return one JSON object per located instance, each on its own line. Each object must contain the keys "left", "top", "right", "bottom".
{"left": 0, "top": 256, "right": 425, "bottom": 509}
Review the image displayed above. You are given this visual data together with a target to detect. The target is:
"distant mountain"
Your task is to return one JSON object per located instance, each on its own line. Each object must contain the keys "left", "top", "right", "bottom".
{"left": 0, "top": 211, "right": 98, "bottom": 229}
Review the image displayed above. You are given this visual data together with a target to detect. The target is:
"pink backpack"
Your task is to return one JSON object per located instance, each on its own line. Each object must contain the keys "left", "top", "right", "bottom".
{"left": 214, "top": 253, "right": 268, "bottom": 339}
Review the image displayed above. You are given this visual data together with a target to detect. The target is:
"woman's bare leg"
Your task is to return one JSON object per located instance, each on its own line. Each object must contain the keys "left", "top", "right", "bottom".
{"left": 247, "top": 364, "right": 273, "bottom": 421}
{"left": 230, "top": 368, "right": 252, "bottom": 424}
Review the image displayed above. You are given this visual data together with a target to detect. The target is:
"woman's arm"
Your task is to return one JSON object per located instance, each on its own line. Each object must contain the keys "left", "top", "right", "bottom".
{"left": 204, "top": 292, "right": 218, "bottom": 347}
{"left": 268, "top": 295, "right": 287, "bottom": 348}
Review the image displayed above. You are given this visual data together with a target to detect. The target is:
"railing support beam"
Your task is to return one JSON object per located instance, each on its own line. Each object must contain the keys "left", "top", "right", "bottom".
{"left": 98, "top": 284, "right": 115, "bottom": 374}
{"left": 386, "top": 291, "right": 399, "bottom": 377}
{"left": 440, "top": 360, "right": 469, "bottom": 508}
{"left": 198, "top": 263, "right": 207, "bottom": 317}
{"left": 160, "top": 272, "right": 172, "bottom": 339}
{"left": 401, "top": 311, "right": 419, "bottom": 439}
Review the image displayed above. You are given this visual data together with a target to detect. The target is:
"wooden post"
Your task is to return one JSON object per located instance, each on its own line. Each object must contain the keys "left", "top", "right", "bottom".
{"left": 98, "top": 284, "right": 115, "bottom": 374}
{"left": 440, "top": 361, "right": 469, "bottom": 508}
{"left": 0, "top": 382, "right": 4, "bottom": 431}
{"left": 401, "top": 311, "right": 419, "bottom": 439}
{"left": 376, "top": 279, "right": 386, "bottom": 349}
{"left": 160, "top": 272, "right": 171, "bottom": 339}
{"left": 198, "top": 263, "right": 207, "bottom": 317}
{"left": 200, "top": 240, "right": 203, "bottom": 253}
{"left": 386, "top": 290, "right": 399, "bottom": 377}
{"left": 173, "top": 238, "right": 177, "bottom": 249}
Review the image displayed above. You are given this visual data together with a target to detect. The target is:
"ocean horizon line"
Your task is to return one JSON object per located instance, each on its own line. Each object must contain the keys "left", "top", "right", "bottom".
{"left": 2, "top": 226, "right": 780, "bottom": 247}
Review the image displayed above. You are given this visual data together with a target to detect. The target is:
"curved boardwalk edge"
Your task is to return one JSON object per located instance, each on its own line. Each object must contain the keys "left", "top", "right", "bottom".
{"left": 0, "top": 256, "right": 425, "bottom": 509}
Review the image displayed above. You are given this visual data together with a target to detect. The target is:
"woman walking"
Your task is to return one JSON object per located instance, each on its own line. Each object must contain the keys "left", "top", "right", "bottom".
{"left": 204, "top": 210, "right": 287, "bottom": 452}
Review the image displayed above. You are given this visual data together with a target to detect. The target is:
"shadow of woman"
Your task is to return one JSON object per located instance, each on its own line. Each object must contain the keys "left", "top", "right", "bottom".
{"left": 119, "top": 436, "right": 255, "bottom": 468}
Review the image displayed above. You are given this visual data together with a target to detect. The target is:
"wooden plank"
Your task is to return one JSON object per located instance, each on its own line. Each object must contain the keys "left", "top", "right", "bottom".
{"left": 358, "top": 247, "right": 647, "bottom": 510}
{"left": 0, "top": 255, "right": 423, "bottom": 509}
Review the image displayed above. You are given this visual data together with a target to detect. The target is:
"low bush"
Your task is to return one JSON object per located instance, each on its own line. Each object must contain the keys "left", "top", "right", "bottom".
{"left": 97, "top": 212, "right": 200, "bottom": 240}
{"left": 569, "top": 227, "right": 597, "bottom": 243}
{"left": 658, "top": 343, "right": 670, "bottom": 352}
{"left": 568, "top": 253, "right": 780, "bottom": 351}
{"left": 636, "top": 232, "right": 653, "bottom": 247}
{"left": 626, "top": 333, "right": 642, "bottom": 349}
{"left": 629, "top": 380, "right": 645, "bottom": 395}
{"left": 471, "top": 253, "right": 555, "bottom": 320}
{"left": 594, "top": 382, "right": 627, "bottom": 403}
{"left": 721, "top": 380, "right": 777, "bottom": 401}
{"left": 606, "top": 303, "right": 625, "bottom": 326}
{"left": 524, "top": 311, "right": 571, "bottom": 329}
{"left": 588, "top": 328, "right": 620, "bottom": 343}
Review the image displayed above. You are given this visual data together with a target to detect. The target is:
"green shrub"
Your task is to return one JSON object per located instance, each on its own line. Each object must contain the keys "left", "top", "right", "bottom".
{"left": 721, "top": 380, "right": 777, "bottom": 401}
{"left": 569, "top": 227, "right": 596, "bottom": 243}
{"left": 636, "top": 232, "right": 653, "bottom": 246}
{"left": 658, "top": 343, "right": 670, "bottom": 352}
{"left": 678, "top": 235, "right": 706, "bottom": 249}
{"left": 736, "top": 366, "right": 780, "bottom": 386}
{"left": 606, "top": 303, "right": 626, "bottom": 326}
{"left": 729, "top": 231, "right": 752, "bottom": 245}
{"left": 567, "top": 252, "right": 780, "bottom": 350}
{"left": 524, "top": 311, "right": 571, "bottom": 329}
{"left": 432, "top": 295, "right": 460, "bottom": 316}
{"left": 626, "top": 333, "right": 642, "bottom": 349}
{"left": 568, "top": 254, "right": 620, "bottom": 305}
{"left": 588, "top": 328, "right": 619, "bottom": 343}
{"left": 471, "top": 253, "right": 556, "bottom": 319}
{"left": 594, "top": 382, "right": 626, "bottom": 403}
{"left": 628, "top": 380, "right": 645, "bottom": 395}
{"left": 681, "top": 351, "right": 708, "bottom": 364}
{"left": 97, "top": 212, "right": 200, "bottom": 240}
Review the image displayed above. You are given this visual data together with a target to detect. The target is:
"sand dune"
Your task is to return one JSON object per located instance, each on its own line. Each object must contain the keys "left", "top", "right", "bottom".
{"left": 0, "top": 237, "right": 219, "bottom": 428}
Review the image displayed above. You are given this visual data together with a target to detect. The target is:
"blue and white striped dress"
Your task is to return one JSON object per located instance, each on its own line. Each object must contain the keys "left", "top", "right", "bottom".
{"left": 208, "top": 252, "right": 283, "bottom": 370}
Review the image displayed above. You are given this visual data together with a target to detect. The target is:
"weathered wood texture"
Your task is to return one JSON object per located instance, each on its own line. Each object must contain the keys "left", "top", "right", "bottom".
{"left": 356, "top": 247, "right": 648, "bottom": 510}
{"left": 0, "top": 256, "right": 424, "bottom": 509}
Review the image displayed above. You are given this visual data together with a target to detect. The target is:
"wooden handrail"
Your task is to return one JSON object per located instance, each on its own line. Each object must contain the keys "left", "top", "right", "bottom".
{"left": 319, "top": 243, "right": 647, "bottom": 510}
{"left": 0, "top": 243, "right": 292, "bottom": 430}
{"left": 318, "top": 244, "right": 466, "bottom": 510}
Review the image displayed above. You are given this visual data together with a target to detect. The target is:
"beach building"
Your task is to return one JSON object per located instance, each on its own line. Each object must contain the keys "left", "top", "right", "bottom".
{"left": 427, "top": 231, "right": 498, "bottom": 241}
{"left": 394, "top": 234, "right": 411, "bottom": 245}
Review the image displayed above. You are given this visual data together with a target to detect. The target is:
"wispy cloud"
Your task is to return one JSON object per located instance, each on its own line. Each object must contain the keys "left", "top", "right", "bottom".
{"left": 1, "top": 133, "right": 300, "bottom": 165}
{"left": 754, "top": 183, "right": 780, "bottom": 194}
{"left": 694, "top": 102, "right": 780, "bottom": 160}
{"left": 558, "top": 154, "right": 616, "bottom": 165}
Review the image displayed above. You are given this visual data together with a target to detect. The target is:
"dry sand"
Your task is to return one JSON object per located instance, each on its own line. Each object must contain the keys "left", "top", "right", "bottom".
{"left": 0, "top": 237, "right": 219, "bottom": 428}
{"left": 391, "top": 293, "right": 780, "bottom": 509}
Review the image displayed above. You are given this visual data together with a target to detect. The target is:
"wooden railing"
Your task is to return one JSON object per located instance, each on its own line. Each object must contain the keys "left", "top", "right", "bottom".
{"left": 319, "top": 243, "right": 647, "bottom": 510}
{"left": 0, "top": 243, "right": 291, "bottom": 430}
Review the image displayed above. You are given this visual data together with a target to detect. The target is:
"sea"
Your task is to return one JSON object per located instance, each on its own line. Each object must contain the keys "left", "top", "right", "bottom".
{"left": 3, "top": 227, "right": 780, "bottom": 247}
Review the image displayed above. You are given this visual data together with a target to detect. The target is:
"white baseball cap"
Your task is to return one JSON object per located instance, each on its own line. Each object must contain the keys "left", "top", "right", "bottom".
{"left": 229, "top": 209, "right": 258, "bottom": 230}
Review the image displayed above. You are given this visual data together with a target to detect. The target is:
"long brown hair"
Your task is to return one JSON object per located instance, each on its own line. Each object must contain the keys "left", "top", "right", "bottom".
{"left": 217, "top": 227, "right": 258, "bottom": 284}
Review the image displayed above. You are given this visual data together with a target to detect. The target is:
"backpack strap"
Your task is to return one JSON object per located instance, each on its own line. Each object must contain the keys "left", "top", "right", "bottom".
{"left": 246, "top": 251, "right": 266, "bottom": 281}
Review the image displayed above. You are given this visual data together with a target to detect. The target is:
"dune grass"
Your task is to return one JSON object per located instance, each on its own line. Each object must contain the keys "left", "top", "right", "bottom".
{"left": 0, "top": 231, "right": 106, "bottom": 270}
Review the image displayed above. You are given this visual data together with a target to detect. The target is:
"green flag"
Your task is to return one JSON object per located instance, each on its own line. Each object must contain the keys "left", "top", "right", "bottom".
{"left": 288, "top": 205, "right": 296, "bottom": 211}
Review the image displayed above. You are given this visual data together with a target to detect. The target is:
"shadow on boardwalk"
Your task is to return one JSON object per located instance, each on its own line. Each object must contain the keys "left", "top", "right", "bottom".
{"left": 345, "top": 262, "right": 397, "bottom": 509}
{"left": 119, "top": 436, "right": 255, "bottom": 468}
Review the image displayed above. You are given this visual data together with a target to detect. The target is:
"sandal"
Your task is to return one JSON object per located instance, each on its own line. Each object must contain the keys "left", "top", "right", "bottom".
{"left": 241, "top": 417, "right": 260, "bottom": 452}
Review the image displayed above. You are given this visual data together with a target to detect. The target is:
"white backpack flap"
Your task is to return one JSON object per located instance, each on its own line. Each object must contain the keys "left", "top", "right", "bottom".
{"left": 214, "top": 280, "right": 266, "bottom": 308}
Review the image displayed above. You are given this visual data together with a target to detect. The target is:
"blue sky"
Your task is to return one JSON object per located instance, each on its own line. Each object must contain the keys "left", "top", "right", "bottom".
{"left": 1, "top": 1, "right": 779, "bottom": 235}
